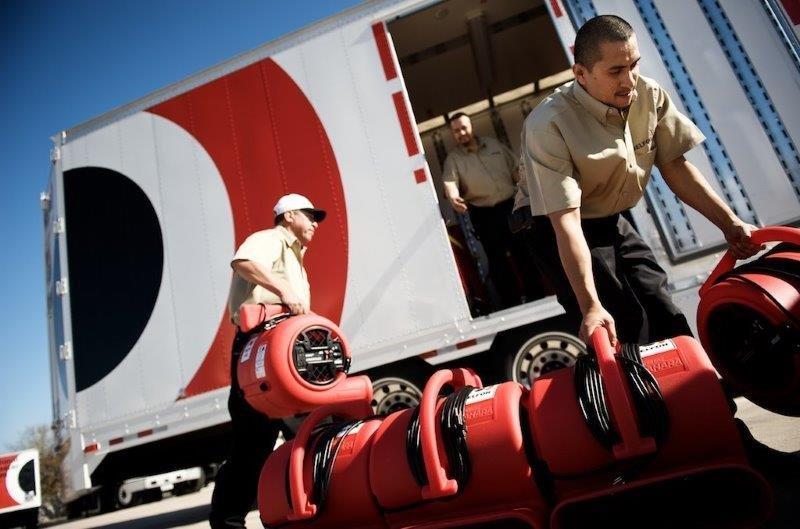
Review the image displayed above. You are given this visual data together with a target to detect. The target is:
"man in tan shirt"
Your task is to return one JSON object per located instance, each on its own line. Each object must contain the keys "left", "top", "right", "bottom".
{"left": 523, "top": 15, "right": 761, "bottom": 346}
{"left": 210, "top": 193, "right": 325, "bottom": 529}
{"left": 443, "top": 112, "right": 531, "bottom": 308}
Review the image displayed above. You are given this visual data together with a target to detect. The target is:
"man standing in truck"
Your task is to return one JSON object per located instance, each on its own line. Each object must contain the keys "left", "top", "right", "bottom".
{"left": 522, "top": 14, "right": 761, "bottom": 346}
{"left": 210, "top": 193, "right": 326, "bottom": 529}
{"left": 443, "top": 112, "right": 533, "bottom": 308}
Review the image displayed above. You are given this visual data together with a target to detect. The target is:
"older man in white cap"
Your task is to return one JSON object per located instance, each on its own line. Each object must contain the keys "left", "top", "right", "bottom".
{"left": 210, "top": 193, "right": 326, "bottom": 529}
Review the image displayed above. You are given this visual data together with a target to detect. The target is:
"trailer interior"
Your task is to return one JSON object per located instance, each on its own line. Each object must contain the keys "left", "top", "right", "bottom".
{"left": 387, "top": 0, "right": 572, "bottom": 316}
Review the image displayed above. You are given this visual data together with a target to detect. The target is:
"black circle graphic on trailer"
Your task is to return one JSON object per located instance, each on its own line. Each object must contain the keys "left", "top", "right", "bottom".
{"left": 64, "top": 167, "right": 163, "bottom": 392}
{"left": 18, "top": 459, "right": 36, "bottom": 495}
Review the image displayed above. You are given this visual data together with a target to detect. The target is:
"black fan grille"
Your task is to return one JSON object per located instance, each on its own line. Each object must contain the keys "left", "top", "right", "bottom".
{"left": 292, "top": 326, "right": 349, "bottom": 385}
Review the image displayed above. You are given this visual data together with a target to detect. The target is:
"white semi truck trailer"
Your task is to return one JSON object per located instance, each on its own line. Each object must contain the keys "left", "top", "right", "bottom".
{"left": 43, "top": 0, "right": 800, "bottom": 515}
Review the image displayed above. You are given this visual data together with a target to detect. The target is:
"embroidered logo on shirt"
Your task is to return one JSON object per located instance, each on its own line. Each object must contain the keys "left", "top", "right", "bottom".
{"left": 633, "top": 136, "right": 654, "bottom": 151}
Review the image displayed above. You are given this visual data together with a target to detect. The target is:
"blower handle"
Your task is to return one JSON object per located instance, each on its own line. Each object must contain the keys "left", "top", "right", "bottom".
{"left": 419, "top": 367, "right": 483, "bottom": 500}
{"left": 700, "top": 226, "right": 800, "bottom": 296}
{"left": 286, "top": 399, "right": 373, "bottom": 521}
{"left": 591, "top": 327, "right": 657, "bottom": 459}
{"left": 237, "top": 303, "right": 292, "bottom": 333}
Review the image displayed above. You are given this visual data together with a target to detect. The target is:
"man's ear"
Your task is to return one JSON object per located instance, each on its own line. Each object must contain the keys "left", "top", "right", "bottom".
{"left": 573, "top": 63, "right": 587, "bottom": 87}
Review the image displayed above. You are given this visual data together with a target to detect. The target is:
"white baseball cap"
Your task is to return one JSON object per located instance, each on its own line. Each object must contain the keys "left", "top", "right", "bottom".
{"left": 273, "top": 193, "right": 327, "bottom": 222}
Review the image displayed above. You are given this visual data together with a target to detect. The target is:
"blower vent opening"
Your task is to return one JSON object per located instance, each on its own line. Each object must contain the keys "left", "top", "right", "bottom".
{"left": 553, "top": 467, "right": 769, "bottom": 529}
{"left": 292, "top": 326, "right": 348, "bottom": 385}
{"left": 707, "top": 304, "right": 795, "bottom": 390}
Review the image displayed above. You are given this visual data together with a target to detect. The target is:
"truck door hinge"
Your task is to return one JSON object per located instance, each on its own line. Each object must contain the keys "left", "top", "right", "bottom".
{"left": 59, "top": 341, "right": 73, "bottom": 361}
{"left": 50, "top": 147, "right": 61, "bottom": 162}
{"left": 53, "top": 217, "right": 65, "bottom": 234}
{"left": 56, "top": 278, "right": 69, "bottom": 295}
{"left": 66, "top": 410, "right": 77, "bottom": 429}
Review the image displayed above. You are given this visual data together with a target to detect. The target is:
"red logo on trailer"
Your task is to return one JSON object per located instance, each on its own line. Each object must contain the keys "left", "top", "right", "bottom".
{"left": 148, "top": 58, "right": 349, "bottom": 398}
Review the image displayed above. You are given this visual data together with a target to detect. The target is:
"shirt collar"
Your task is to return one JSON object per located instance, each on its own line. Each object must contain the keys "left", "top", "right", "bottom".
{"left": 571, "top": 80, "right": 635, "bottom": 126}
{"left": 458, "top": 135, "right": 486, "bottom": 154}
{"left": 275, "top": 224, "right": 303, "bottom": 251}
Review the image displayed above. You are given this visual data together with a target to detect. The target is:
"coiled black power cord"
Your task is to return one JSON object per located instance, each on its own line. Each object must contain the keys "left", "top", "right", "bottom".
{"left": 618, "top": 343, "right": 669, "bottom": 445}
{"left": 439, "top": 386, "right": 473, "bottom": 486}
{"left": 574, "top": 353, "right": 619, "bottom": 450}
{"left": 574, "top": 344, "right": 669, "bottom": 451}
{"left": 310, "top": 419, "right": 365, "bottom": 512}
{"left": 405, "top": 386, "right": 475, "bottom": 489}
{"left": 405, "top": 404, "right": 425, "bottom": 486}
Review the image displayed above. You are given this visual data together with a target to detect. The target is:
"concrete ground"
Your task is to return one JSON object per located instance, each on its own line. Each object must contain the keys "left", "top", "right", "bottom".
{"left": 45, "top": 397, "right": 799, "bottom": 529}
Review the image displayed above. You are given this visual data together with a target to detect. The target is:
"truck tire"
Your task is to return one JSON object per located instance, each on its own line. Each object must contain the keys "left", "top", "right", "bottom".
{"left": 116, "top": 483, "right": 142, "bottom": 509}
{"left": 368, "top": 360, "right": 429, "bottom": 414}
{"left": 493, "top": 320, "right": 586, "bottom": 388}
{"left": 508, "top": 330, "right": 585, "bottom": 387}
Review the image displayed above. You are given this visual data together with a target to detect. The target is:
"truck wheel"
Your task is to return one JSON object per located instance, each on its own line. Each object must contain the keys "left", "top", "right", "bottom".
{"left": 116, "top": 484, "right": 142, "bottom": 509}
{"left": 504, "top": 329, "right": 586, "bottom": 388}
{"left": 371, "top": 377, "right": 423, "bottom": 414}
{"left": 368, "top": 359, "right": 431, "bottom": 414}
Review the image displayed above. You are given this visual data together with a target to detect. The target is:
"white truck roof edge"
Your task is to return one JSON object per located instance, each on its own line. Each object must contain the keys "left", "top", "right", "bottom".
{"left": 55, "top": 0, "right": 444, "bottom": 143}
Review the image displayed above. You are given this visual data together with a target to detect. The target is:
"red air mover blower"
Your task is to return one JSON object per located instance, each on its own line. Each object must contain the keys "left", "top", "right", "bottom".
{"left": 369, "top": 368, "right": 548, "bottom": 529}
{"left": 258, "top": 399, "right": 386, "bottom": 529}
{"left": 698, "top": 226, "right": 800, "bottom": 416}
{"left": 528, "top": 328, "right": 771, "bottom": 529}
{"left": 236, "top": 304, "right": 372, "bottom": 418}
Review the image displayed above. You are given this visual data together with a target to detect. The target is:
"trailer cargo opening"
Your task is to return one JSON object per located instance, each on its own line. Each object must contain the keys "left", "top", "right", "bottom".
{"left": 387, "top": 0, "right": 574, "bottom": 317}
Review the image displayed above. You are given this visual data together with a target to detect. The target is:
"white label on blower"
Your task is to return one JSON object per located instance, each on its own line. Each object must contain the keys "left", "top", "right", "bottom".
{"left": 255, "top": 344, "right": 267, "bottom": 378}
{"left": 639, "top": 339, "right": 676, "bottom": 358}
{"left": 465, "top": 384, "right": 498, "bottom": 405}
{"left": 240, "top": 336, "right": 258, "bottom": 363}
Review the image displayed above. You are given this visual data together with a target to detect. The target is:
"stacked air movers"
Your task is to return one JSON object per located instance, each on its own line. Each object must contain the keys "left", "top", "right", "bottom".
{"left": 698, "top": 226, "right": 800, "bottom": 416}
{"left": 251, "top": 314, "right": 771, "bottom": 529}
{"left": 528, "top": 328, "right": 771, "bottom": 529}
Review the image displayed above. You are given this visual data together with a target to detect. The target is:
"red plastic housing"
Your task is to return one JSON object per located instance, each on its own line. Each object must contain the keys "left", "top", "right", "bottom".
{"left": 369, "top": 369, "right": 548, "bottom": 529}
{"left": 697, "top": 226, "right": 800, "bottom": 416}
{"left": 527, "top": 331, "right": 771, "bottom": 529}
{"left": 236, "top": 311, "right": 372, "bottom": 418}
{"left": 258, "top": 400, "right": 386, "bottom": 528}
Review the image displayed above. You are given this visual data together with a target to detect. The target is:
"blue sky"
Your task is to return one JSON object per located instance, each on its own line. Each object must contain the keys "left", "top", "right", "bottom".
{"left": 0, "top": 0, "right": 360, "bottom": 450}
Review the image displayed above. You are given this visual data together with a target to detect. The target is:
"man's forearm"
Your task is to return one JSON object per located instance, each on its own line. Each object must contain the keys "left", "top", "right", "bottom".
{"left": 443, "top": 181, "right": 461, "bottom": 201}
{"left": 660, "top": 156, "right": 738, "bottom": 230}
{"left": 549, "top": 208, "right": 601, "bottom": 314}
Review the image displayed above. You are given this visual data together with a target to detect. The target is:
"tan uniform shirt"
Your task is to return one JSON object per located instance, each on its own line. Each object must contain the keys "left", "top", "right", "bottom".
{"left": 442, "top": 136, "right": 518, "bottom": 207}
{"left": 523, "top": 75, "right": 705, "bottom": 218}
{"left": 513, "top": 166, "right": 531, "bottom": 212}
{"left": 227, "top": 225, "right": 310, "bottom": 326}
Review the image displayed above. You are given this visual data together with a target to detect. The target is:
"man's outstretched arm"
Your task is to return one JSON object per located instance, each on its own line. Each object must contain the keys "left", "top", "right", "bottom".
{"left": 548, "top": 207, "right": 617, "bottom": 345}
{"left": 659, "top": 156, "right": 762, "bottom": 259}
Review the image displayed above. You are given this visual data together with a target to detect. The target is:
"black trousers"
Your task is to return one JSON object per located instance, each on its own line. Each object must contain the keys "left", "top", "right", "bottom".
{"left": 470, "top": 198, "right": 538, "bottom": 307}
{"left": 527, "top": 213, "right": 692, "bottom": 344}
{"left": 209, "top": 331, "right": 284, "bottom": 529}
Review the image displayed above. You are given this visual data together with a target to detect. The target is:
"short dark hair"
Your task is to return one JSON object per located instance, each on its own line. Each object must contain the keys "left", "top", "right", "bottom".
{"left": 574, "top": 15, "right": 634, "bottom": 70}
{"left": 448, "top": 112, "right": 470, "bottom": 124}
